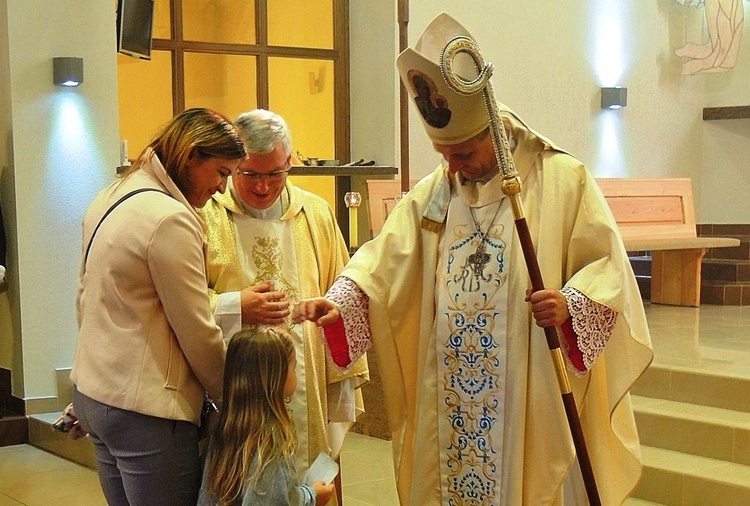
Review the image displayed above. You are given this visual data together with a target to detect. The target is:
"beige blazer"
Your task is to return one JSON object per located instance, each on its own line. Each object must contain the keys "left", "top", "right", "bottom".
{"left": 71, "top": 149, "right": 225, "bottom": 424}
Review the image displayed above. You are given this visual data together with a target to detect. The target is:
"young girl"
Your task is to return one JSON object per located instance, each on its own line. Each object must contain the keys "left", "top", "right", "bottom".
{"left": 199, "top": 326, "right": 334, "bottom": 506}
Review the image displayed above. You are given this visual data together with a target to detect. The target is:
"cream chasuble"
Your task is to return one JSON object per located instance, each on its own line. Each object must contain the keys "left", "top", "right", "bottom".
{"left": 233, "top": 214, "right": 311, "bottom": 471}
{"left": 434, "top": 186, "right": 512, "bottom": 503}
{"left": 332, "top": 105, "right": 652, "bottom": 505}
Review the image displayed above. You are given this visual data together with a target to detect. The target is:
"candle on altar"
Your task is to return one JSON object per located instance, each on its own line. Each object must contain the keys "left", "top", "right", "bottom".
{"left": 344, "top": 192, "right": 362, "bottom": 251}
{"left": 349, "top": 206, "right": 358, "bottom": 248}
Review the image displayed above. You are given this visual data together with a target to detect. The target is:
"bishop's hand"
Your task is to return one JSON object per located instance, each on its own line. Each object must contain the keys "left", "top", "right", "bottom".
{"left": 292, "top": 297, "right": 340, "bottom": 327}
{"left": 525, "top": 288, "right": 570, "bottom": 328}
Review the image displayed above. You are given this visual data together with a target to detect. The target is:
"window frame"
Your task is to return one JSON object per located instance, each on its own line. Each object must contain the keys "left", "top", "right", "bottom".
{"left": 152, "top": 0, "right": 351, "bottom": 164}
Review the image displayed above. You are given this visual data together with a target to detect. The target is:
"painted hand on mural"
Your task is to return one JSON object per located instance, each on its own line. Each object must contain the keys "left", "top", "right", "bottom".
{"left": 674, "top": 0, "right": 744, "bottom": 75}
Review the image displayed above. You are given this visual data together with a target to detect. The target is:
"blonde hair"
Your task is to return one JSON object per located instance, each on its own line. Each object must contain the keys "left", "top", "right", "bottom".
{"left": 120, "top": 108, "right": 246, "bottom": 192}
{"left": 206, "top": 326, "right": 297, "bottom": 505}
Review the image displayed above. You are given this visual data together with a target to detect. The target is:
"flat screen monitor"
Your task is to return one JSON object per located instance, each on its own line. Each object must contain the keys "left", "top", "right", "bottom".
{"left": 116, "top": 0, "right": 155, "bottom": 60}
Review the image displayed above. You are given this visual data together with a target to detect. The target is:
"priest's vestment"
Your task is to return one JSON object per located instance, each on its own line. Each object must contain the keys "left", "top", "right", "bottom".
{"left": 200, "top": 180, "right": 369, "bottom": 474}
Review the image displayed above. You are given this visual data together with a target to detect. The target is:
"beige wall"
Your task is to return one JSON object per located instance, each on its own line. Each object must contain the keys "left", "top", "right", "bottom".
{"left": 351, "top": 0, "right": 750, "bottom": 224}
{"left": 0, "top": 0, "right": 119, "bottom": 401}
{"left": 1, "top": 1, "right": 16, "bottom": 376}
{"left": 349, "top": 2, "right": 399, "bottom": 168}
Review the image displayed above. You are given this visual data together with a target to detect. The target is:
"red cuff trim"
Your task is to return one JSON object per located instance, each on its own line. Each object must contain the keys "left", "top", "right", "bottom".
{"left": 561, "top": 319, "right": 586, "bottom": 372}
{"left": 323, "top": 318, "right": 352, "bottom": 368}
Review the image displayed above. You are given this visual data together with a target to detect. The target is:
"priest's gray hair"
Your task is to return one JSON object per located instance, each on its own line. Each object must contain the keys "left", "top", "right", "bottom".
{"left": 234, "top": 109, "right": 292, "bottom": 157}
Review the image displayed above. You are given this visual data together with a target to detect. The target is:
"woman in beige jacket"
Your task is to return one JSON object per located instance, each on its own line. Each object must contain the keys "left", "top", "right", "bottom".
{"left": 70, "top": 108, "right": 246, "bottom": 506}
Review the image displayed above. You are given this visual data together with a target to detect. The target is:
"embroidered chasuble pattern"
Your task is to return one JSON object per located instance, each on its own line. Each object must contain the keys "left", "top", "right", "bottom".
{"left": 436, "top": 196, "right": 511, "bottom": 504}
{"left": 233, "top": 215, "right": 310, "bottom": 471}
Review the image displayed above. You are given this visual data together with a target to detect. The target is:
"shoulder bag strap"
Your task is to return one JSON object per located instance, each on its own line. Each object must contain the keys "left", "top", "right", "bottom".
{"left": 83, "top": 188, "right": 168, "bottom": 271}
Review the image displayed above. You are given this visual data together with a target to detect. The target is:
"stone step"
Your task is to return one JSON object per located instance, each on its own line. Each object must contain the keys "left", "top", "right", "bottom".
{"left": 27, "top": 412, "right": 96, "bottom": 469}
{"left": 632, "top": 395, "right": 750, "bottom": 463}
{"left": 702, "top": 258, "right": 750, "bottom": 283}
{"left": 0, "top": 410, "right": 28, "bottom": 447}
{"left": 700, "top": 280, "right": 750, "bottom": 306}
{"left": 631, "top": 446, "right": 750, "bottom": 505}
{"left": 704, "top": 237, "right": 750, "bottom": 261}
{"left": 631, "top": 363, "right": 750, "bottom": 414}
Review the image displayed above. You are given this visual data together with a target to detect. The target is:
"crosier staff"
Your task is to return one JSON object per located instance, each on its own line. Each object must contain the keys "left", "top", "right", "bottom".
{"left": 440, "top": 36, "right": 601, "bottom": 506}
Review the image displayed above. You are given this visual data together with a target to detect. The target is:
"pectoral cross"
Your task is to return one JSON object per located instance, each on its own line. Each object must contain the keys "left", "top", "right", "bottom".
{"left": 468, "top": 242, "right": 491, "bottom": 282}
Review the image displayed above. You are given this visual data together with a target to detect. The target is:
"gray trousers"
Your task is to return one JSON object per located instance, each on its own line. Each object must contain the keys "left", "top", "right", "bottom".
{"left": 72, "top": 388, "right": 200, "bottom": 506}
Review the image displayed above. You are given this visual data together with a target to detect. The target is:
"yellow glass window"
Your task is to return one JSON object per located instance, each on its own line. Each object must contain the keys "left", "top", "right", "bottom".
{"left": 182, "top": 0, "right": 256, "bottom": 44}
{"left": 270, "top": 57, "right": 336, "bottom": 208}
{"left": 269, "top": 57, "right": 334, "bottom": 159}
{"left": 117, "top": 50, "right": 174, "bottom": 161}
{"left": 152, "top": 0, "right": 171, "bottom": 39}
{"left": 184, "top": 53, "right": 257, "bottom": 121}
{"left": 268, "top": 0, "right": 333, "bottom": 49}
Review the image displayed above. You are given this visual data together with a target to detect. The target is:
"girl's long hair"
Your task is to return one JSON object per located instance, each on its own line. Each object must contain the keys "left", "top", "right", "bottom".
{"left": 206, "top": 326, "right": 297, "bottom": 505}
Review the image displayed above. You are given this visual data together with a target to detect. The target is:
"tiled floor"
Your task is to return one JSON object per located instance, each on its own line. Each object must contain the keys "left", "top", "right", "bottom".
{"left": 643, "top": 302, "right": 750, "bottom": 378}
{"left": 0, "top": 443, "right": 104, "bottom": 505}
{"left": 0, "top": 431, "right": 396, "bottom": 506}
{"left": 2, "top": 302, "right": 750, "bottom": 505}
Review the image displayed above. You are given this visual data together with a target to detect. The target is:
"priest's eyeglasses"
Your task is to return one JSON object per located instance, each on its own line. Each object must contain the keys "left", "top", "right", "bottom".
{"left": 236, "top": 155, "right": 292, "bottom": 182}
{"left": 235, "top": 168, "right": 291, "bottom": 182}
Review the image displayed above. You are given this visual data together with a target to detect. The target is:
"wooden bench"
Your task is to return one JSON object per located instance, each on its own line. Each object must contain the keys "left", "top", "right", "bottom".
{"left": 596, "top": 178, "right": 739, "bottom": 307}
{"left": 366, "top": 178, "right": 738, "bottom": 307}
{"left": 365, "top": 179, "right": 418, "bottom": 236}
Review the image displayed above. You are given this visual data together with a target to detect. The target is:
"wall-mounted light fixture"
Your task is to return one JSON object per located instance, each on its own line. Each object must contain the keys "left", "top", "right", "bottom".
{"left": 601, "top": 86, "right": 627, "bottom": 109}
{"left": 53, "top": 57, "right": 84, "bottom": 87}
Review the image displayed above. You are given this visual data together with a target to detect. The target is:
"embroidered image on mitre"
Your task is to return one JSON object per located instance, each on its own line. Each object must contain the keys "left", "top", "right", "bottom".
{"left": 396, "top": 12, "right": 490, "bottom": 146}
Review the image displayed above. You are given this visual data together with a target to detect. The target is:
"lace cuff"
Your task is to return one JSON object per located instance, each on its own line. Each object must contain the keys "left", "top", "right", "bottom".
{"left": 560, "top": 287, "right": 617, "bottom": 372}
{"left": 324, "top": 276, "right": 372, "bottom": 370}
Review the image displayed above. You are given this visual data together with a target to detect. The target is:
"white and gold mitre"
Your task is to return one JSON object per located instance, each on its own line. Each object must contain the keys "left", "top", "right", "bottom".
{"left": 396, "top": 12, "right": 490, "bottom": 146}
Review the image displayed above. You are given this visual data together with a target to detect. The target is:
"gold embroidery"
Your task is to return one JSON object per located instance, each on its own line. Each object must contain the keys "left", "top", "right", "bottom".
{"left": 251, "top": 236, "right": 300, "bottom": 308}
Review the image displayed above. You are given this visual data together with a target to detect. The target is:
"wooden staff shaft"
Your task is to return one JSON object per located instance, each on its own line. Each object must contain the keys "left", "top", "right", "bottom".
{"left": 398, "top": 0, "right": 410, "bottom": 193}
{"left": 512, "top": 204, "right": 601, "bottom": 506}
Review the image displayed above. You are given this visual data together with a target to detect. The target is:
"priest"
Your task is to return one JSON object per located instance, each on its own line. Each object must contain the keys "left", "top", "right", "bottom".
{"left": 199, "top": 109, "right": 368, "bottom": 504}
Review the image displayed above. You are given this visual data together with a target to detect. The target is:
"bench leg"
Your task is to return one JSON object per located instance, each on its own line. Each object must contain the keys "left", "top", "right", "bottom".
{"left": 650, "top": 248, "right": 708, "bottom": 307}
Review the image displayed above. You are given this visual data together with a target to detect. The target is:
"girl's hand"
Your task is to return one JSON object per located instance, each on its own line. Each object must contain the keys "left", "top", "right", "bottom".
{"left": 311, "top": 481, "right": 335, "bottom": 505}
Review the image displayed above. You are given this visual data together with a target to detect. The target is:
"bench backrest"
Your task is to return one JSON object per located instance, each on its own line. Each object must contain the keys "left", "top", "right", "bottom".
{"left": 365, "top": 179, "right": 419, "bottom": 236}
{"left": 367, "top": 177, "right": 700, "bottom": 244}
{"left": 595, "top": 178, "right": 697, "bottom": 242}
